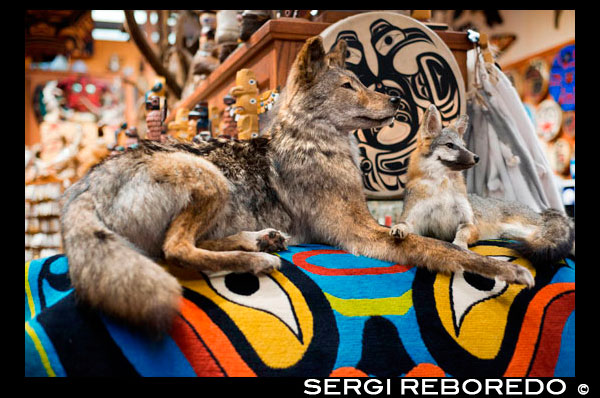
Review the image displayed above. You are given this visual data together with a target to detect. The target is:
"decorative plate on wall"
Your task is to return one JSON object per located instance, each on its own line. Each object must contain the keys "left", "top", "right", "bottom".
{"left": 562, "top": 110, "right": 575, "bottom": 138}
{"left": 549, "top": 44, "right": 575, "bottom": 111}
{"left": 549, "top": 138, "right": 572, "bottom": 175}
{"left": 320, "top": 12, "right": 466, "bottom": 199}
{"left": 522, "top": 58, "right": 549, "bottom": 105}
{"left": 536, "top": 99, "right": 563, "bottom": 142}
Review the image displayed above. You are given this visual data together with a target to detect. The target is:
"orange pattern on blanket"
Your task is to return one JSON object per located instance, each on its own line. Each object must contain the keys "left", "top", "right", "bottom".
{"left": 503, "top": 282, "right": 575, "bottom": 377}
{"left": 405, "top": 363, "right": 446, "bottom": 377}
{"left": 174, "top": 298, "right": 256, "bottom": 377}
{"left": 330, "top": 367, "right": 369, "bottom": 377}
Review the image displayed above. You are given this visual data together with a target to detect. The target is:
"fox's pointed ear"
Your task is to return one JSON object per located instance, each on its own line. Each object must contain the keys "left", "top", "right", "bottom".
{"left": 421, "top": 104, "right": 442, "bottom": 138}
{"left": 291, "top": 36, "right": 327, "bottom": 86}
{"left": 453, "top": 114, "right": 469, "bottom": 137}
{"left": 327, "top": 39, "right": 347, "bottom": 68}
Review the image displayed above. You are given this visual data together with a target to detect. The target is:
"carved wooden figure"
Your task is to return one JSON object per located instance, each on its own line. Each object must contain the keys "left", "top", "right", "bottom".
{"left": 219, "top": 94, "right": 238, "bottom": 139}
{"left": 109, "top": 122, "right": 127, "bottom": 155}
{"left": 168, "top": 108, "right": 192, "bottom": 141}
{"left": 145, "top": 96, "right": 163, "bottom": 141}
{"left": 230, "top": 69, "right": 260, "bottom": 140}
{"left": 124, "top": 126, "right": 139, "bottom": 149}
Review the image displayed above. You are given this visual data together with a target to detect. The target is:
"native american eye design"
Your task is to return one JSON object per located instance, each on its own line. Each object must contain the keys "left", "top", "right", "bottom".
{"left": 329, "top": 18, "right": 463, "bottom": 197}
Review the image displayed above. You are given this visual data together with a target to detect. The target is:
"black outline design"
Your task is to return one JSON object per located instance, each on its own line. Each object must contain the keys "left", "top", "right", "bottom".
{"left": 205, "top": 271, "right": 304, "bottom": 344}
{"left": 329, "top": 18, "right": 462, "bottom": 195}
{"left": 412, "top": 240, "right": 569, "bottom": 377}
{"left": 183, "top": 259, "right": 339, "bottom": 376}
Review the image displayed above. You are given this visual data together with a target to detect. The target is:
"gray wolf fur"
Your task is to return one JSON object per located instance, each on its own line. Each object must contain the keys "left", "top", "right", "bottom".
{"left": 60, "top": 37, "right": 534, "bottom": 335}
{"left": 391, "top": 104, "right": 575, "bottom": 266}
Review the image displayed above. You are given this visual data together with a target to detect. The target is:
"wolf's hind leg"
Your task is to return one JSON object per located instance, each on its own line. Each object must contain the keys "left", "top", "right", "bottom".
{"left": 163, "top": 207, "right": 281, "bottom": 275}
{"left": 152, "top": 153, "right": 281, "bottom": 274}
{"left": 197, "top": 229, "right": 289, "bottom": 252}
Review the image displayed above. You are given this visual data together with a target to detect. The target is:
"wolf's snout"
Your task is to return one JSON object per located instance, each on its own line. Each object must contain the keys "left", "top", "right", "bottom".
{"left": 474, "top": 155, "right": 480, "bottom": 164}
{"left": 389, "top": 96, "right": 401, "bottom": 107}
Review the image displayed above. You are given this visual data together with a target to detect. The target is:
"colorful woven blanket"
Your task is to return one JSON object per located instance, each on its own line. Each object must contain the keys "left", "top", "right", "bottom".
{"left": 25, "top": 241, "right": 574, "bottom": 377}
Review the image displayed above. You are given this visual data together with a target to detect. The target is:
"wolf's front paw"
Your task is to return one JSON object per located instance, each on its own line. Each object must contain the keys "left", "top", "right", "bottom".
{"left": 250, "top": 252, "right": 282, "bottom": 274}
{"left": 256, "top": 229, "right": 288, "bottom": 252}
{"left": 390, "top": 223, "right": 411, "bottom": 239}
{"left": 499, "top": 263, "right": 535, "bottom": 289}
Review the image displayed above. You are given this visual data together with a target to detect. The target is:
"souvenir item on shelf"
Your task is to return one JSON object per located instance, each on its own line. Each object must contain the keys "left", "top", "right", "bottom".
{"left": 216, "top": 10, "right": 241, "bottom": 63}
{"left": 209, "top": 105, "right": 222, "bottom": 136}
{"left": 145, "top": 96, "right": 164, "bottom": 141}
{"left": 108, "top": 122, "right": 127, "bottom": 155}
{"left": 76, "top": 125, "right": 109, "bottom": 178}
{"left": 549, "top": 44, "right": 575, "bottom": 111}
{"left": 199, "top": 11, "right": 217, "bottom": 34}
{"left": 196, "top": 102, "right": 211, "bottom": 134}
{"left": 258, "top": 88, "right": 280, "bottom": 115}
{"left": 549, "top": 137, "right": 572, "bottom": 175}
{"left": 25, "top": 10, "right": 94, "bottom": 61}
{"left": 146, "top": 76, "right": 166, "bottom": 101}
{"left": 522, "top": 58, "right": 549, "bottom": 104}
{"left": 124, "top": 127, "right": 139, "bottom": 149}
{"left": 239, "top": 10, "right": 273, "bottom": 41}
{"left": 192, "top": 12, "right": 219, "bottom": 77}
{"left": 41, "top": 80, "right": 65, "bottom": 123}
{"left": 535, "top": 99, "right": 563, "bottom": 142}
{"left": 230, "top": 69, "right": 261, "bottom": 140}
{"left": 562, "top": 110, "right": 575, "bottom": 138}
{"left": 145, "top": 76, "right": 167, "bottom": 115}
{"left": 58, "top": 76, "right": 106, "bottom": 113}
{"left": 219, "top": 94, "right": 238, "bottom": 139}
{"left": 193, "top": 130, "right": 212, "bottom": 143}
{"left": 168, "top": 108, "right": 192, "bottom": 141}
{"left": 25, "top": 144, "right": 48, "bottom": 184}
{"left": 187, "top": 107, "right": 201, "bottom": 138}
{"left": 188, "top": 102, "right": 211, "bottom": 140}
{"left": 320, "top": 11, "right": 466, "bottom": 199}
{"left": 25, "top": 177, "right": 64, "bottom": 262}
{"left": 107, "top": 53, "right": 121, "bottom": 72}
{"left": 42, "top": 125, "right": 83, "bottom": 182}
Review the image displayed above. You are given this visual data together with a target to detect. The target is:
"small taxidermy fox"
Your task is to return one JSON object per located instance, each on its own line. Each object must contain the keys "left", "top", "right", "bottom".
{"left": 391, "top": 104, "right": 575, "bottom": 267}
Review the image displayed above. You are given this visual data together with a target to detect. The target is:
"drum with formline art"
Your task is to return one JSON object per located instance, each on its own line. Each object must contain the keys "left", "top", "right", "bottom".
{"left": 320, "top": 12, "right": 466, "bottom": 199}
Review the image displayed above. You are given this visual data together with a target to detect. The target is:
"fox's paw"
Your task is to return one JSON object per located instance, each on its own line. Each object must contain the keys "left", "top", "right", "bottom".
{"left": 390, "top": 223, "right": 411, "bottom": 239}
{"left": 452, "top": 239, "right": 469, "bottom": 250}
{"left": 498, "top": 263, "right": 535, "bottom": 289}
{"left": 250, "top": 252, "right": 282, "bottom": 274}
{"left": 256, "top": 229, "right": 288, "bottom": 252}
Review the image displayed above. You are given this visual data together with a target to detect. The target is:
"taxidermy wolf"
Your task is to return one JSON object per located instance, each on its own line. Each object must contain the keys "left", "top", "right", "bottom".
{"left": 391, "top": 104, "right": 574, "bottom": 266}
{"left": 60, "top": 36, "right": 534, "bottom": 335}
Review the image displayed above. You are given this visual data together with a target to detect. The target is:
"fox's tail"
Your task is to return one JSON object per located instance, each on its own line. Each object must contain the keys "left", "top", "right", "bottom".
{"left": 507, "top": 209, "right": 575, "bottom": 267}
{"left": 60, "top": 189, "right": 182, "bottom": 336}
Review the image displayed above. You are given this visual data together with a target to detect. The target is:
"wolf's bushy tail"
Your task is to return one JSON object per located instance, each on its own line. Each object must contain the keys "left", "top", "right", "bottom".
{"left": 508, "top": 209, "right": 575, "bottom": 267}
{"left": 60, "top": 190, "right": 182, "bottom": 336}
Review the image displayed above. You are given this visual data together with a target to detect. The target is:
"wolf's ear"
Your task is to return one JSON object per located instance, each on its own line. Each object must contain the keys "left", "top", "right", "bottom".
{"left": 421, "top": 104, "right": 442, "bottom": 138}
{"left": 327, "top": 39, "right": 347, "bottom": 68}
{"left": 291, "top": 36, "right": 327, "bottom": 86}
{"left": 453, "top": 114, "right": 469, "bottom": 137}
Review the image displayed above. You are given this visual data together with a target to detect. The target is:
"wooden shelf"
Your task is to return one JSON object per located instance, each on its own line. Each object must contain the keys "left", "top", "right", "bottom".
{"left": 166, "top": 18, "right": 331, "bottom": 123}
{"left": 166, "top": 16, "right": 473, "bottom": 124}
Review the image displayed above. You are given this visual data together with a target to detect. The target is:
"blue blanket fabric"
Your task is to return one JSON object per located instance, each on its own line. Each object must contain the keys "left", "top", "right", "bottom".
{"left": 25, "top": 241, "right": 574, "bottom": 377}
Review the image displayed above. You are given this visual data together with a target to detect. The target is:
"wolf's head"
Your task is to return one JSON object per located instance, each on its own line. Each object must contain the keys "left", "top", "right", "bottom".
{"left": 412, "top": 104, "right": 479, "bottom": 174}
{"left": 280, "top": 36, "right": 400, "bottom": 133}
